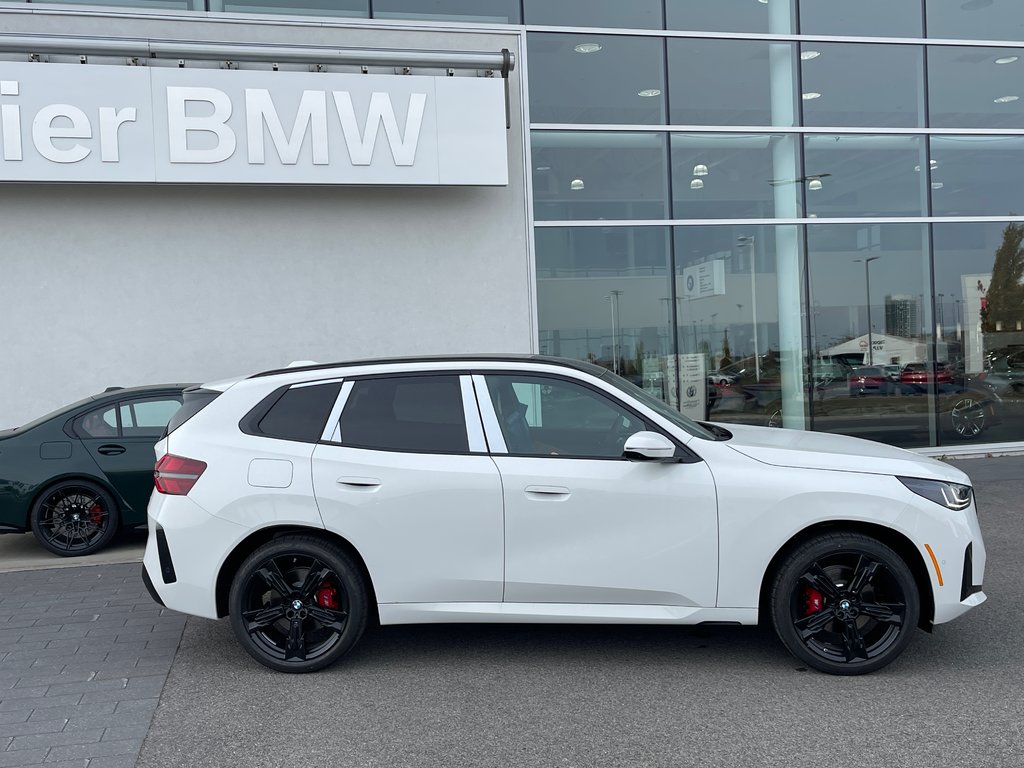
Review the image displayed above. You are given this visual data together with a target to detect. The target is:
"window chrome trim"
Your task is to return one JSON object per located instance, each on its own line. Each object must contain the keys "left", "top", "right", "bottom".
{"left": 471, "top": 374, "right": 508, "bottom": 454}
{"left": 321, "top": 380, "right": 354, "bottom": 444}
{"left": 532, "top": 124, "right": 1024, "bottom": 136}
{"left": 460, "top": 375, "right": 488, "bottom": 453}
{"left": 525, "top": 25, "right": 1024, "bottom": 49}
{"left": 535, "top": 216, "right": 1024, "bottom": 227}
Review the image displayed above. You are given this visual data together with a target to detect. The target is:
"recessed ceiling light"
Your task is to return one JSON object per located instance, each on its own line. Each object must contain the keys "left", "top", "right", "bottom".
{"left": 690, "top": 179, "right": 704, "bottom": 190}
{"left": 994, "top": 95, "right": 1020, "bottom": 103}
{"left": 808, "top": 179, "right": 823, "bottom": 191}
{"left": 757, "top": 0, "right": 768, "bottom": 4}
{"left": 535, "top": 165, "right": 551, "bottom": 171}
{"left": 637, "top": 88, "right": 662, "bottom": 98}
{"left": 802, "top": 92, "right": 822, "bottom": 101}
{"left": 570, "top": 178, "right": 585, "bottom": 191}
{"left": 995, "top": 56, "right": 1019, "bottom": 65}
{"left": 801, "top": 50, "right": 821, "bottom": 61}
{"left": 574, "top": 43, "right": 602, "bottom": 54}
{"left": 693, "top": 164, "right": 709, "bottom": 177}
{"left": 931, "top": 182, "right": 944, "bottom": 189}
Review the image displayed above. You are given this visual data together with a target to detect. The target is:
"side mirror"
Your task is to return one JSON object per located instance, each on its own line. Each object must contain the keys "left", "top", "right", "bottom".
{"left": 622, "top": 431, "right": 676, "bottom": 461}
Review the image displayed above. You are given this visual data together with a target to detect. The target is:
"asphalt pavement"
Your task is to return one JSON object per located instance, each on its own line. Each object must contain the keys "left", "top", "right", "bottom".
{"left": 0, "top": 457, "right": 1022, "bottom": 768}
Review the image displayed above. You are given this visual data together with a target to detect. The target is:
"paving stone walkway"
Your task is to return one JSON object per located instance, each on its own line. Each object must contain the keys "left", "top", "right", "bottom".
{"left": 0, "top": 563, "right": 185, "bottom": 768}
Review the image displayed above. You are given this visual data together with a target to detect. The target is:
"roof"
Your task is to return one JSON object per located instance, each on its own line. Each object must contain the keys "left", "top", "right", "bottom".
{"left": 248, "top": 354, "right": 605, "bottom": 379}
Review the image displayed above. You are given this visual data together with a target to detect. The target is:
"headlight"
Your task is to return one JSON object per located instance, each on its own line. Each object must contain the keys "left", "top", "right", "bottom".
{"left": 898, "top": 476, "right": 973, "bottom": 510}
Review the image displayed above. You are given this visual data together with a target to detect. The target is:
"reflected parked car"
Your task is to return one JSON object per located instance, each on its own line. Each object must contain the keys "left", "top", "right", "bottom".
{"left": 900, "top": 362, "right": 953, "bottom": 386}
{"left": 0, "top": 385, "right": 190, "bottom": 556}
{"left": 977, "top": 348, "right": 1024, "bottom": 399}
{"left": 849, "top": 366, "right": 889, "bottom": 396}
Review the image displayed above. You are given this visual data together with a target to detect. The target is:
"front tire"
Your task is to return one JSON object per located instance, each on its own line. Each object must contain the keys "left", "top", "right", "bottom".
{"left": 229, "top": 536, "right": 368, "bottom": 673}
{"left": 769, "top": 532, "right": 920, "bottom": 675}
{"left": 30, "top": 480, "right": 119, "bottom": 557}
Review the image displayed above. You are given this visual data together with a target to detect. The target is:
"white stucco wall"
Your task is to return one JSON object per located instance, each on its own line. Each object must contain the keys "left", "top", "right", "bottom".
{"left": 0, "top": 9, "right": 532, "bottom": 428}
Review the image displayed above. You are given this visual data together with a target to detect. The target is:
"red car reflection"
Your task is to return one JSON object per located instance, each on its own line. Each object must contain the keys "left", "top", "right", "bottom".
{"left": 900, "top": 362, "right": 953, "bottom": 385}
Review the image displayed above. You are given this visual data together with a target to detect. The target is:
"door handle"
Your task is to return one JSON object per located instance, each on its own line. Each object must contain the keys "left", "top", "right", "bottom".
{"left": 524, "top": 485, "right": 571, "bottom": 500}
{"left": 337, "top": 477, "right": 382, "bottom": 490}
{"left": 97, "top": 444, "right": 126, "bottom": 456}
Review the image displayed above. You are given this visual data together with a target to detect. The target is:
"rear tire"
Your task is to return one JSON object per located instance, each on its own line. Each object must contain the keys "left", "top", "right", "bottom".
{"left": 769, "top": 532, "right": 919, "bottom": 675}
{"left": 30, "top": 480, "right": 119, "bottom": 557}
{"left": 229, "top": 535, "right": 368, "bottom": 673}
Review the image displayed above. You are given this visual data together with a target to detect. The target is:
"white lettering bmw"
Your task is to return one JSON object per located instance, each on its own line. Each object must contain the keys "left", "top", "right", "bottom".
{"left": 143, "top": 356, "right": 986, "bottom": 675}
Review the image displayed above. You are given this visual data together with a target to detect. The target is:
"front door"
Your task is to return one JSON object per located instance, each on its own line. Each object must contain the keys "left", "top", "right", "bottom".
{"left": 476, "top": 372, "right": 719, "bottom": 607}
{"left": 311, "top": 373, "right": 504, "bottom": 604}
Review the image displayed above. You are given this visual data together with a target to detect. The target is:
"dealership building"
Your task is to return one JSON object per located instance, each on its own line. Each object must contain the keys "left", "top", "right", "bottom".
{"left": 1, "top": 0, "right": 1023, "bottom": 454}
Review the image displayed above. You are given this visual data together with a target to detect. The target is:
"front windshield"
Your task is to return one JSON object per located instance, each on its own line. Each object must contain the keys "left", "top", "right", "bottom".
{"left": 598, "top": 369, "right": 717, "bottom": 441}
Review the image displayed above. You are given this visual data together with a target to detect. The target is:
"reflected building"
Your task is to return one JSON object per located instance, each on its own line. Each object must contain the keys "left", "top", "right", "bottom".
{"left": 884, "top": 295, "right": 922, "bottom": 339}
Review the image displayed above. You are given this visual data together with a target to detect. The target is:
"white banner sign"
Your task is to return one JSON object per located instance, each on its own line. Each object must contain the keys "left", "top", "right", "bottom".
{"left": 0, "top": 62, "right": 508, "bottom": 185}
{"left": 682, "top": 261, "right": 726, "bottom": 300}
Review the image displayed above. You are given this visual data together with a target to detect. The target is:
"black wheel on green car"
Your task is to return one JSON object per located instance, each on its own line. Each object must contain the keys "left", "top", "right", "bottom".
{"left": 30, "top": 480, "right": 119, "bottom": 557}
{"left": 770, "top": 532, "right": 920, "bottom": 675}
{"left": 229, "top": 535, "right": 368, "bottom": 673}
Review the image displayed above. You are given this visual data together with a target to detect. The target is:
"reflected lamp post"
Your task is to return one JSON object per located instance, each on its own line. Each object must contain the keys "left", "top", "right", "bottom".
{"left": 605, "top": 289, "right": 623, "bottom": 375}
{"left": 854, "top": 256, "right": 880, "bottom": 365}
{"left": 736, "top": 236, "right": 760, "bottom": 381}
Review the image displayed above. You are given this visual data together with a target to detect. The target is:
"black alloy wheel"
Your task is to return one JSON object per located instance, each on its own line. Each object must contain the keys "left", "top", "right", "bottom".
{"left": 30, "top": 480, "right": 119, "bottom": 557}
{"left": 229, "top": 536, "right": 368, "bottom": 673}
{"left": 770, "top": 532, "right": 920, "bottom": 675}
{"left": 949, "top": 397, "right": 986, "bottom": 440}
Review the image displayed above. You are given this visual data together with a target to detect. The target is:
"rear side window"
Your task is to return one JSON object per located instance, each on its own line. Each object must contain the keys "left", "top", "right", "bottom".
{"left": 251, "top": 382, "right": 343, "bottom": 443}
{"left": 120, "top": 397, "right": 183, "bottom": 437}
{"left": 166, "top": 389, "right": 221, "bottom": 436}
{"left": 338, "top": 375, "right": 468, "bottom": 453}
{"left": 73, "top": 406, "right": 120, "bottom": 438}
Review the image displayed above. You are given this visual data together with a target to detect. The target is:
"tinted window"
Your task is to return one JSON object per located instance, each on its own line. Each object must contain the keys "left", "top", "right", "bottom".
{"left": 74, "top": 406, "right": 119, "bottom": 438}
{"left": 485, "top": 374, "right": 646, "bottom": 458}
{"left": 120, "top": 398, "right": 183, "bottom": 437}
{"left": 339, "top": 376, "right": 468, "bottom": 453}
{"left": 258, "top": 383, "right": 343, "bottom": 443}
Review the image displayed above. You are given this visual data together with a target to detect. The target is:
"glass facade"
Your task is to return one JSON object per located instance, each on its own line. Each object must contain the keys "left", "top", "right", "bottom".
{"left": 14, "top": 0, "right": 1023, "bottom": 449}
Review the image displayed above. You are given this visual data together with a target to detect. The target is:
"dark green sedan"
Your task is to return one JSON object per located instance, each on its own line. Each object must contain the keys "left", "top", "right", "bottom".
{"left": 0, "top": 385, "right": 191, "bottom": 557}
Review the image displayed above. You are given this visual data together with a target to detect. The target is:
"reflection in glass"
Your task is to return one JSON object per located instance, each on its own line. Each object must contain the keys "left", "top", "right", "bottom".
{"left": 926, "top": 1, "right": 1024, "bottom": 42}
{"left": 800, "top": 0, "right": 921, "bottom": 37}
{"left": 666, "top": 0, "right": 795, "bottom": 34}
{"left": 524, "top": 0, "right": 661, "bottom": 29}
{"left": 930, "top": 136, "right": 1024, "bottom": 217}
{"left": 673, "top": 225, "right": 806, "bottom": 429}
{"left": 803, "top": 135, "right": 925, "bottom": 218}
{"left": 373, "top": 0, "right": 519, "bottom": 23}
{"left": 933, "top": 222, "right": 1024, "bottom": 445}
{"left": 668, "top": 39, "right": 796, "bottom": 126}
{"left": 807, "top": 224, "right": 942, "bottom": 448}
{"left": 536, "top": 227, "right": 675, "bottom": 402}
{"left": 31, "top": 0, "right": 193, "bottom": 7}
{"left": 528, "top": 34, "right": 666, "bottom": 125}
{"left": 800, "top": 44, "right": 923, "bottom": 128}
{"left": 532, "top": 132, "right": 669, "bottom": 221}
{"left": 928, "top": 47, "right": 1024, "bottom": 129}
{"left": 670, "top": 134, "right": 801, "bottom": 219}
{"left": 221, "top": 0, "right": 366, "bottom": 14}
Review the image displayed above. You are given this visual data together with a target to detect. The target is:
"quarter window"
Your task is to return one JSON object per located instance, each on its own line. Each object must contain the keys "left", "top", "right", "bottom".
{"left": 74, "top": 407, "right": 119, "bottom": 438}
{"left": 484, "top": 375, "right": 647, "bottom": 458}
{"left": 256, "top": 383, "right": 343, "bottom": 443}
{"left": 339, "top": 376, "right": 469, "bottom": 453}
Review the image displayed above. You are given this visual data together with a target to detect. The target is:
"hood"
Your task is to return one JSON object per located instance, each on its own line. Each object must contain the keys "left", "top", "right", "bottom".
{"left": 716, "top": 422, "right": 970, "bottom": 484}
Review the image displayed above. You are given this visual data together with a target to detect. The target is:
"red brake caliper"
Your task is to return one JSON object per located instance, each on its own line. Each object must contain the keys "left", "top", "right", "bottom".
{"left": 315, "top": 583, "right": 339, "bottom": 610}
{"left": 804, "top": 587, "right": 823, "bottom": 615}
{"left": 88, "top": 504, "right": 104, "bottom": 527}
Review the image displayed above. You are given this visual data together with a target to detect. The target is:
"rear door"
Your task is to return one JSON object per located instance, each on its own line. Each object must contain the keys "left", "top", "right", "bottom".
{"left": 311, "top": 373, "right": 504, "bottom": 604}
{"left": 77, "top": 394, "right": 183, "bottom": 522}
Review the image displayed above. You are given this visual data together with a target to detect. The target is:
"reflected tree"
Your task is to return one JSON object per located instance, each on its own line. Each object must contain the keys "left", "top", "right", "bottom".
{"left": 982, "top": 222, "right": 1024, "bottom": 333}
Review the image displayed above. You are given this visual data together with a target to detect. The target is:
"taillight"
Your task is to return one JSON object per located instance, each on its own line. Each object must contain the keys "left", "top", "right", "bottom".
{"left": 154, "top": 454, "right": 207, "bottom": 495}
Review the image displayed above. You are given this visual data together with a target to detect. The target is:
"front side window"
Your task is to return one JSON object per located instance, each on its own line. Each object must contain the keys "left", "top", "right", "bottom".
{"left": 120, "top": 398, "right": 183, "bottom": 437}
{"left": 339, "top": 376, "right": 468, "bottom": 453}
{"left": 484, "top": 374, "right": 647, "bottom": 458}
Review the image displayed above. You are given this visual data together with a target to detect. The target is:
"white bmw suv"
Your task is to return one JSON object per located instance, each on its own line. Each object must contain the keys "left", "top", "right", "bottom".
{"left": 143, "top": 356, "right": 986, "bottom": 675}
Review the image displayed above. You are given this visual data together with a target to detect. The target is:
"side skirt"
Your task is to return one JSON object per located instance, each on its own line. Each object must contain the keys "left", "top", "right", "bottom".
{"left": 378, "top": 602, "right": 758, "bottom": 626}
